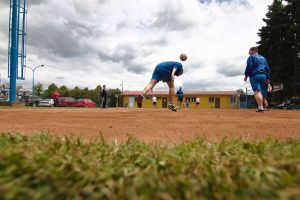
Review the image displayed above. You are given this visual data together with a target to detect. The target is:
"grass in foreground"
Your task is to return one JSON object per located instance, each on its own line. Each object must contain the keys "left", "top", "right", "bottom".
{"left": 0, "top": 134, "right": 300, "bottom": 200}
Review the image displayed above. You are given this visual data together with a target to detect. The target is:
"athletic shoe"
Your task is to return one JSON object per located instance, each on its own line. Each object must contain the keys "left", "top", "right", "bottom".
{"left": 255, "top": 108, "right": 264, "bottom": 112}
{"left": 136, "top": 95, "right": 144, "bottom": 108}
{"left": 168, "top": 104, "right": 177, "bottom": 112}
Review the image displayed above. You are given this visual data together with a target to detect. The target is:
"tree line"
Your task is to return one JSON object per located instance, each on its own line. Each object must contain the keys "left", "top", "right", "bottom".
{"left": 257, "top": 0, "right": 300, "bottom": 102}
{"left": 34, "top": 83, "right": 122, "bottom": 107}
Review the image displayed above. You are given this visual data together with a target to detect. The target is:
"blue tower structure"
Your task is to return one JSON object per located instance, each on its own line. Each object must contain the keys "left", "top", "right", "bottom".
{"left": 8, "top": 0, "right": 27, "bottom": 102}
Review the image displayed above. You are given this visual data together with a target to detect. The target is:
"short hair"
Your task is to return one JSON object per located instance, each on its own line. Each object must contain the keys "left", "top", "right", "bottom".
{"left": 250, "top": 46, "right": 258, "bottom": 52}
{"left": 175, "top": 68, "right": 183, "bottom": 76}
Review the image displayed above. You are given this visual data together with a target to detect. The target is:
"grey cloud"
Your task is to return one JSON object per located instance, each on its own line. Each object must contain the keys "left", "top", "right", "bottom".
{"left": 27, "top": 0, "right": 48, "bottom": 7}
{"left": 183, "top": 80, "right": 217, "bottom": 90}
{"left": 65, "top": 21, "right": 96, "bottom": 37}
{"left": 144, "top": 37, "right": 169, "bottom": 47}
{"left": 216, "top": 60, "right": 244, "bottom": 77}
{"left": 55, "top": 76, "right": 65, "bottom": 80}
{"left": 183, "top": 78, "right": 237, "bottom": 90}
{"left": 151, "top": 6, "right": 195, "bottom": 31}
{"left": 0, "top": 0, "right": 48, "bottom": 7}
{"left": 97, "top": 44, "right": 147, "bottom": 74}
{"left": 27, "top": 21, "right": 93, "bottom": 59}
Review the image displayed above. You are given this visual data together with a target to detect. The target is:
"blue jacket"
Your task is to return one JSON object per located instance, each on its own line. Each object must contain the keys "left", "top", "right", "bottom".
{"left": 176, "top": 87, "right": 184, "bottom": 98}
{"left": 245, "top": 53, "right": 270, "bottom": 79}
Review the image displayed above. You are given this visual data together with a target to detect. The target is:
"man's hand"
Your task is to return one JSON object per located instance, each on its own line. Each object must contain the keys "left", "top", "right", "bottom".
{"left": 244, "top": 76, "right": 248, "bottom": 82}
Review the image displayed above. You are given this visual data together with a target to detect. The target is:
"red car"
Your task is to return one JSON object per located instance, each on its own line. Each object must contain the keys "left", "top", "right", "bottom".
{"left": 74, "top": 99, "right": 96, "bottom": 108}
{"left": 58, "top": 97, "right": 76, "bottom": 107}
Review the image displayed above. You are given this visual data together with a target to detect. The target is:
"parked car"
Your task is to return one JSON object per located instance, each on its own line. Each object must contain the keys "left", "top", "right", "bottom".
{"left": 58, "top": 97, "right": 76, "bottom": 107}
{"left": 38, "top": 99, "right": 55, "bottom": 107}
{"left": 21, "top": 95, "right": 42, "bottom": 107}
{"left": 74, "top": 99, "right": 96, "bottom": 108}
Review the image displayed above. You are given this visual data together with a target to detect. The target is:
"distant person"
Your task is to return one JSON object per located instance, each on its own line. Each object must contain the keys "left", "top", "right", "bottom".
{"left": 52, "top": 89, "right": 60, "bottom": 107}
{"left": 152, "top": 95, "right": 157, "bottom": 108}
{"left": 176, "top": 87, "right": 184, "bottom": 109}
{"left": 244, "top": 46, "right": 270, "bottom": 112}
{"left": 185, "top": 99, "right": 190, "bottom": 108}
{"left": 100, "top": 85, "right": 108, "bottom": 108}
{"left": 136, "top": 53, "right": 187, "bottom": 112}
{"left": 195, "top": 97, "right": 200, "bottom": 108}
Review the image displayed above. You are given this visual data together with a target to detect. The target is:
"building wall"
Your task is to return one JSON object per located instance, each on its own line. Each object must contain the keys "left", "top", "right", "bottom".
{"left": 122, "top": 94, "right": 239, "bottom": 109}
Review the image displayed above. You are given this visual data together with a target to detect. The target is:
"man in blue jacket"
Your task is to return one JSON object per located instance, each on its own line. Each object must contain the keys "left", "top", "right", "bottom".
{"left": 176, "top": 87, "right": 184, "bottom": 109}
{"left": 244, "top": 47, "right": 270, "bottom": 112}
{"left": 136, "top": 54, "right": 187, "bottom": 112}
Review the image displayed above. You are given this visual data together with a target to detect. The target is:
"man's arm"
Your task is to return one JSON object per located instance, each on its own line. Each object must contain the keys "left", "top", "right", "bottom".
{"left": 171, "top": 68, "right": 177, "bottom": 80}
{"left": 244, "top": 56, "right": 254, "bottom": 81}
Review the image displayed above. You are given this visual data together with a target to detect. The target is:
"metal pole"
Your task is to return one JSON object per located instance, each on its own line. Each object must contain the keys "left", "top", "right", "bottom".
{"left": 32, "top": 69, "right": 35, "bottom": 96}
{"left": 25, "top": 65, "right": 44, "bottom": 97}
{"left": 122, "top": 81, "right": 123, "bottom": 93}
{"left": 9, "top": 0, "right": 18, "bottom": 102}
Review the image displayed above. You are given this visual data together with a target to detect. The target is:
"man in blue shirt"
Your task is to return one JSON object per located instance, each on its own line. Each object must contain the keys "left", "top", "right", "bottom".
{"left": 244, "top": 47, "right": 270, "bottom": 112}
{"left": 136, "top": 54, "right": 187, "bottom": 111}
{"left": 176, "top": 87, "right": 184, "bottom": 109}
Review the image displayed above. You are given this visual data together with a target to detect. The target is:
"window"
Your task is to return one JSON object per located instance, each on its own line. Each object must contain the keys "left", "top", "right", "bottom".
{"left": 186, "top": 97, "right": 196, "bottom": 102}
{"left": 209, "top": 97, "right": 214, "bottom": 103}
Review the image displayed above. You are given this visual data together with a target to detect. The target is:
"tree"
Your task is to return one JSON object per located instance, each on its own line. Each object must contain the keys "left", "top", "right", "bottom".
{"left": 108, "top": 88, "right": 121, "bottom": 107}
{"left": 236, "top": 89, "right": 245, "bottom": 95}
{"left": 34, "top": 82, "right": 43, "bottom": 96}
{"left": 43, "top": 83, "right": 58, "bottom": 98}
{"left": 284, "top": 0, "right": 300, "bottom": 96}
{"left": 257, "top": 0, "right": 300, "bottom": 101}
{"left": 70, "top": 86, "right": 81, "bottom": 99}
{"left": 59, "top": 85, "right": 69, "bottom": 97}
{"left": 90, "top": 85, "right": 102, "bottom": 107}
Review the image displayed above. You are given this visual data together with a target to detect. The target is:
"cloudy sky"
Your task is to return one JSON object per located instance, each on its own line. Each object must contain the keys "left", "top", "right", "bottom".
{"left": 0, "top": 0, "right": 272, "bottom": 92}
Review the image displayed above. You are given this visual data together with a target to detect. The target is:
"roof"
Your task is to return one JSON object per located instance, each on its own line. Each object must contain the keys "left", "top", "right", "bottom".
{"left": 122, "top": 90, "right": 238, "bottom": 96}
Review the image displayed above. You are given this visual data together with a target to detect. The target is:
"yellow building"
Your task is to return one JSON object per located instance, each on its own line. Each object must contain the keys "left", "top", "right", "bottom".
{"left": 122, "top": 91, "right": 239, "bottom": 109}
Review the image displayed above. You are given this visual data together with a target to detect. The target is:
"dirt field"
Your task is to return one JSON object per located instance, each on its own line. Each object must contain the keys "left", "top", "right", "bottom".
{"left": 0, "top": 108, "right": 299, "bottom": 143}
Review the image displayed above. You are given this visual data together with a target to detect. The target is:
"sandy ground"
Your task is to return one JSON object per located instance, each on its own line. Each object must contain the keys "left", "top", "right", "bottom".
{"left": 0, "top": 107, "right": 299, "bottom": 143}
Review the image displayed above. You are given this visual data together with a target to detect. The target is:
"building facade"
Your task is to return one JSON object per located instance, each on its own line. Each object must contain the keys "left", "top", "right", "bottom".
{"left": 122, "top": 91, "right": 239, "bottom": 109}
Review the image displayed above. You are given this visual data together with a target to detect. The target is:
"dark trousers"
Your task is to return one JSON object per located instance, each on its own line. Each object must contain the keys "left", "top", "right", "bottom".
{"left": 101, "top": 97, "right": 107, "bottom": 108}
{"left": 54, "top": 98, "right": 59, "bottom": 107}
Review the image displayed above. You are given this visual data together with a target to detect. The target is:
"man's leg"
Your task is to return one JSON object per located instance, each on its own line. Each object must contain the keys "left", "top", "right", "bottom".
{"left": 103, "top": 98, "right": 106, "bottom": 108}
{"left": 167, "top": 80, "right": 177, "bottom": 111}
{"left": 263, "top": 97, "right": 269, "bottom": 109}
{"left": 142, "top": 80, "right": 158, "bottom": 95}
{"left": 167, "top": 80, "right": 175, "bottom": 104}
{"left": 136, "top": 80, "right": 158, "bottom": 108}
{"left": 254, "top": 90, "right": 264, "bottom": 111}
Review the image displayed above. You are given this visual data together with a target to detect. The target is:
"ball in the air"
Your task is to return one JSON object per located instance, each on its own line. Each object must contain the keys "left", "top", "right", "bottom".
{"left": 180, "top": 53, "right": 187, "bottom": 61}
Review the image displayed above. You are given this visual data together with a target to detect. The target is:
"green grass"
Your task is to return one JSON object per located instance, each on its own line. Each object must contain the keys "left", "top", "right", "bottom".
{"left": 0, "top": 134, "right": 300, "bottom": 200}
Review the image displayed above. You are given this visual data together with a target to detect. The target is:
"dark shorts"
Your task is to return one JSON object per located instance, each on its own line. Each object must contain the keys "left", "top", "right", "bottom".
{"left": 153, "top": 102, "right": 157, "bottom": 105}
{"left": 178, "top": 97, "right": 183, "bottom": 101}
{"left": 151, "top": 65, "right": 171, "bottom": 82}
{"left": 250, "top": 74, "right": 266, "bottom": 92}
{"left": 196, "top": 102, "right": 200, "bottom": 105}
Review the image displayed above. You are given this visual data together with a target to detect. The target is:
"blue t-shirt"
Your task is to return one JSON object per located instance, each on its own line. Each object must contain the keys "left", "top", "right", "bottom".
{"left": 244, "top": 53, "right": 270, "bottom": 79}
{"left": 151, "top": 61, "right": 183, "bottom": 82}
{"left": 176, "top": 88, "right": 184, "bottom": 98}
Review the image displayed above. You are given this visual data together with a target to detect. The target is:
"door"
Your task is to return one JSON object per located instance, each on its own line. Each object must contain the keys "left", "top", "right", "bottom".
{"left": 215, "top": 97, "right": 220, "bottom": 108}
{"left": 162, "top": 98, "right": 168, "bottom": 108}
{"left": 129, "top": 96, "right": 135, "bottom": 108}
